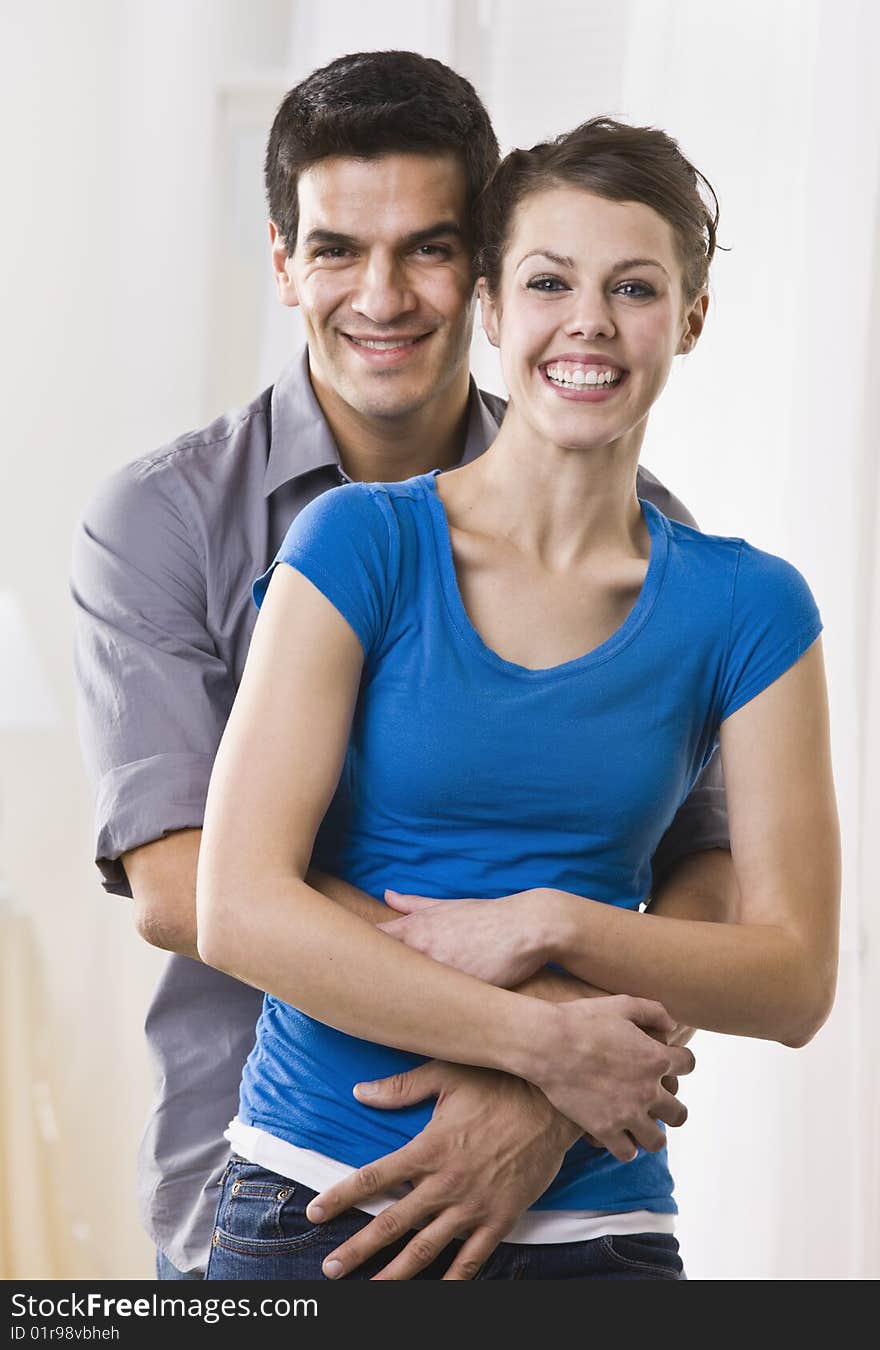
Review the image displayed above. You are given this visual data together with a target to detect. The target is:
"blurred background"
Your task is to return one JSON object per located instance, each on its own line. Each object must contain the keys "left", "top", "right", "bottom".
{"left": 1, "top": 0, "right": 877, "bottom": 1280}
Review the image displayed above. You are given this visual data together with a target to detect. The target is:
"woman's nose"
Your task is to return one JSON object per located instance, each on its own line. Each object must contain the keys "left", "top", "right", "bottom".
{"left": 564, "top": 289, "right": 616, "bottom": 342}
{"left": 351, "top": 257, "right": 417, "bottom": 325}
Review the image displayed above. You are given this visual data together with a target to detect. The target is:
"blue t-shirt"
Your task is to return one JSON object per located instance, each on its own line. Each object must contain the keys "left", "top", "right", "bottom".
{"left": 241, "top": 470, "right": 822, "bottom": 1213}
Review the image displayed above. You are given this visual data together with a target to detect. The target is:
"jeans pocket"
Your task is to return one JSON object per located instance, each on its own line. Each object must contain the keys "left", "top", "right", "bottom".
{"left": 600, "top": 1233, "right": 685, "bottom": 1280}
{"left": 212, "top": 1163, "right": 327, "bottom": 1255}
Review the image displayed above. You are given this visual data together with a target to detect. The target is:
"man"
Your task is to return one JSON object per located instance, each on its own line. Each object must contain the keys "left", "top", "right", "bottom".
{"left": 71, "top": 50, "right": 734, "bottom": 1281}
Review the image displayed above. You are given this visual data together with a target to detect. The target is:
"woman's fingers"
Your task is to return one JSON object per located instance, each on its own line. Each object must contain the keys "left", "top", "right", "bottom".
{"left": 383, "top": 889, "right": 444, "bottom": 913}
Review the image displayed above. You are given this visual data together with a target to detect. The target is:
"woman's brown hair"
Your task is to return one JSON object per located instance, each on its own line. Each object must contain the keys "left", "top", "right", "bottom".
{"left": 477, "top": 117, "right": 719, "bottom": 302}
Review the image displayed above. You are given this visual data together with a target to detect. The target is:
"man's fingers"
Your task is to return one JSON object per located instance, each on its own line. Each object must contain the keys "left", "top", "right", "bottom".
{"left": 369, "top": 1213, "right": 465, "bottom": 1281}
{"left": 627, "top": 1118, "right": 668, "bottom": 1154}
{"left": 652, "top": 1088, "right": 688, "bottom": 1129}
{"left": 441, "top": 1226, "right": 505, "bottom": 1281}
{"left": 624, "top": 996, "right": 677, "bottom": 1036}
{"left": 319, "top": 1194, "right": 433, "bottom": 1278}
{"left": 353, "top": 1060, "right": 446, "bottom": 1111}
{"left": 599, "top": 1130, "right": 640, "bottom": 1163}
{"left": 661, "top": 1073, "right": 679, "bottom": 1096}
{"left": 306, "top": 1145, "right": 420, "bottom": 1222}
{"left": 667, "top": 1044, "right": 696, "bottom": 1078}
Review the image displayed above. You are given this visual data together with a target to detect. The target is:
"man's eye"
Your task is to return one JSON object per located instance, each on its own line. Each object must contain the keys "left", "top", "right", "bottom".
{"left": 614, "top": 281, "right": 655, "bottom": 299}
{"left": 415, "top": 244, "right": 452, "bottom": 258}
{"left": 526, "top": 275, "right": 568, "bottom": 292}
{"left": 314, "top": 247, "right": 351, "bottom": 260}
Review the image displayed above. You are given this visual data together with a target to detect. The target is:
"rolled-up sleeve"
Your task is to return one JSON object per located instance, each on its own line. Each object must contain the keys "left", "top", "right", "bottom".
{"left": 650, "top": 752, "right": 730, "bottom": 893}
{"left": 70, "top": 461, "right": 235, "bottom": 896}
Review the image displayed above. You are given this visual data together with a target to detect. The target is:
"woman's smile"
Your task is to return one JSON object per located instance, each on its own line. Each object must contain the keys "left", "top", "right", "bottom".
{"left": 539, "top": 355, "right": 629, "bottom": 402}
{"left": 480, "top": 188, "right": 705, "bottom": 459}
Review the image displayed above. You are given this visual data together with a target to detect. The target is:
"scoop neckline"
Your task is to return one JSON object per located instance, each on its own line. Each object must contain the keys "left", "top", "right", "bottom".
{"left": 421, "top": 468, "right": 669, "bottom": 680}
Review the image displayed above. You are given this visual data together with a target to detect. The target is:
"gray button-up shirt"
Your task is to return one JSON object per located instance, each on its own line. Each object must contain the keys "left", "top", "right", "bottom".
{"left": 71, "top": 349, "right": 729, "bottom": 1274}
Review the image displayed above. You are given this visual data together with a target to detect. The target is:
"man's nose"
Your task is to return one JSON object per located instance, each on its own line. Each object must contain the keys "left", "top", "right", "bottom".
{"left": 350, "top": 256, "right": 418, "bottom": 325}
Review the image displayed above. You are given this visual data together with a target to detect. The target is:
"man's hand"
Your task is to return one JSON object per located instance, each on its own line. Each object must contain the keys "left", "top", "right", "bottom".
{"left": 532, "top": 995, "right": 695, "bottom": 1161}
{"left": 379, "top": 888, "right": 546, "bottom": 987}
{"left": 304, "top": 1061, "right": 581, "bottom": 1281}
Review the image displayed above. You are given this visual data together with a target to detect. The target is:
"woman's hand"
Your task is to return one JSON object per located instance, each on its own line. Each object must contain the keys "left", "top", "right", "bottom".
{"left": 378, "top": 888, "right": 549, "bottom": 988}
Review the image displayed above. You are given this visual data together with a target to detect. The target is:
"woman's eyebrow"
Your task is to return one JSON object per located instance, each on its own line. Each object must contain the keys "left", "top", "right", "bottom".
{"left": 517, "top": 249, "right": 576, "bottom": 269}
{"left": 613, "top": 257, "right": 669, "bottom": 276}
{"left": 516, "top": 249, "right": 670, "bottom": 277}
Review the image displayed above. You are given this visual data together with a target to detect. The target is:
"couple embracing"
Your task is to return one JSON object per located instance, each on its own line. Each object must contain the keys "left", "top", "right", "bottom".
{"left": 73, "top": 49, "right": 839, "bottom": 1282}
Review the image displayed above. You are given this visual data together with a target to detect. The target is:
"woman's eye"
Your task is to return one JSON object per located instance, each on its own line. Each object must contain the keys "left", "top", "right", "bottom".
{"left": 614, "top": 281, "right": 655, "bottom": 299}
{"left": 526, "top": 275, "right": 568, "bottom": 293}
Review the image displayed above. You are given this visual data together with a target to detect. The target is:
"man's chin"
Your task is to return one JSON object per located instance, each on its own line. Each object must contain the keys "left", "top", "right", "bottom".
{"left": 342, "top": 379, "right": 439, "bottom": 423}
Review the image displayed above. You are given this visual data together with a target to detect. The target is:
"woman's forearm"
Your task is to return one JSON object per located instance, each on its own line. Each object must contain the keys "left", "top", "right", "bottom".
{"left": 197, "top": 868, "right": 549, "bottom": 1081}
{"left": 543, "top": 889, "right": 833, "bottom": 1046}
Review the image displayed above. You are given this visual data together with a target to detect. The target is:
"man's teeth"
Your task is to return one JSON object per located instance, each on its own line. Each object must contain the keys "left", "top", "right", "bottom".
{"left": 350, "top": 337, "right": 421, "bottom": 350}
{"left": 544, "top": 365, "right": 622, "bottom": 387}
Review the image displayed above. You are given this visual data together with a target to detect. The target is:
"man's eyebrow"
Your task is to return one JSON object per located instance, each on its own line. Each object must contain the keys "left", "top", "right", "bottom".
{"left": 302, "top": 229, "right": 359, "bottom": 250}
{"left": 302, "top": 221, "right": 465, "bottom": 252}
{"left": 402, "top": 221, "right": 465, "bottom": 248}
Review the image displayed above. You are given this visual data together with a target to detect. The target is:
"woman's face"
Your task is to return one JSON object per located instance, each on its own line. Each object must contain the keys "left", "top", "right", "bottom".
{"left": 480, "top": 186, "right": 707, "bottom": 456}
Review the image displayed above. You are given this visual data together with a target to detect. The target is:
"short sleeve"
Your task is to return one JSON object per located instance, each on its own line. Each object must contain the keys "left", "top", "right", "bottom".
{"left": 252, "top": 484, "right": 395, "bottom": 660}
{"left": 718, "top": 542, "right": 823, "bottom": 723}
{"left": 70, "top": 464, "right": 234, "bottom": 896}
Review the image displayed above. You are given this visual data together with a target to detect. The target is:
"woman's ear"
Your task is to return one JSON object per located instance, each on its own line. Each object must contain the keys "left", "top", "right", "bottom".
{"left": 678, "top": 289, "right": 709, "bottom": 355}
{"left": 478, "top": 278, "right": 500, "bottom": 348}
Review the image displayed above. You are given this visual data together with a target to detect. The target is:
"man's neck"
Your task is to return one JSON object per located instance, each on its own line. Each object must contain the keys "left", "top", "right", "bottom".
{"left": 310, "top": 366, "right": 472, "bottom": 482}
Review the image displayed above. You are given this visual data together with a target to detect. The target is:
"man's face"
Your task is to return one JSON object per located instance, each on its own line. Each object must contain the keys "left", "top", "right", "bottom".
{"left": 273, "top": 153, "right": 477, "bottom": 422}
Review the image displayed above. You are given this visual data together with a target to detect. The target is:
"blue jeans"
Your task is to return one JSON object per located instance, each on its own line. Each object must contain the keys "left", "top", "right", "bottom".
{"left": 205, "top": 1156, "right": 685, "bottom": 1281}
{"left": 156, "top": 1249, "right": 205, "bottom": 1280}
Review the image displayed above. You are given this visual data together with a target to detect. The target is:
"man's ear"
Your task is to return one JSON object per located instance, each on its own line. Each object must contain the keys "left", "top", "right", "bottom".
{"left": 478, "top": 278, "right": 500, "bottom": 348}
{"left": 269, "top": 220, "right": 299, "bottom": 309}
{"left": 678, "top": 289, "right": 709, "bottom": 355}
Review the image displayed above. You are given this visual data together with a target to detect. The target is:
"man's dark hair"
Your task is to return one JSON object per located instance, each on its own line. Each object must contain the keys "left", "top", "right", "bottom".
{"left": 265, "top": 50, "right": 499, "bottom": 251}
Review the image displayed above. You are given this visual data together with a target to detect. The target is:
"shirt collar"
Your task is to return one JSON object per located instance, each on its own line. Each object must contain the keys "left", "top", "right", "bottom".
{"left": 264, "top": 347, "right": 500, "bottom": 496}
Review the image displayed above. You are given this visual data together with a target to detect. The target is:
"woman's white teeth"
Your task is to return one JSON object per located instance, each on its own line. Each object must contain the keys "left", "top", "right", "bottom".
{"left": 545, "top": 365, "right": 622, "bottom": 387}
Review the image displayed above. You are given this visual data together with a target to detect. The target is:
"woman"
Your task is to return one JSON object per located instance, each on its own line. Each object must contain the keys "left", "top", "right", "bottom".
{"left": 196, "top": 118, "right": 840, "bottom": 1280}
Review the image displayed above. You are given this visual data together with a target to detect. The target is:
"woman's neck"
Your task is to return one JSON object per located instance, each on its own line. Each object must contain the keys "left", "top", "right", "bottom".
{"left": 442, "top": 408, "right": 650, "bottom": 571}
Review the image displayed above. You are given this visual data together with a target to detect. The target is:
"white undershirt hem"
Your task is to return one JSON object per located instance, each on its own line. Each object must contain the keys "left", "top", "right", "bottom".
{"left": 224, "top": 1118, "right": 674, "bottom": 1245}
